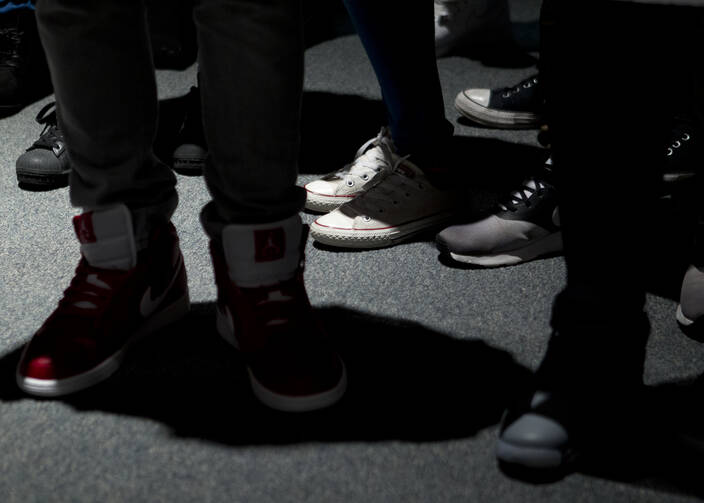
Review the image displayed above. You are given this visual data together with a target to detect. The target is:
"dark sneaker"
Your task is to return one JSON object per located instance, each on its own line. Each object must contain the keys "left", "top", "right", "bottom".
{"left": 455, "top": 74, "right": 543, "bottom": 129}
{"left": 497, "top": 317, "right": 649, "bottom": 478}
{"left": 172, "top": 86, "right": 207, "bottom": 176}
{"left": 211, "top": 215, "right": 346, "bottom": 412}
{"left": 16, "top": 205, "right": 190, "bottom": 397}
{"left": 0, "top": 8, "right": 51, "bottom": 118}
{"left": 16, "top": 102, "right": 71, "bottom": 189}
{"left": 437, "top": 155, "right": 561, "bottom": 266}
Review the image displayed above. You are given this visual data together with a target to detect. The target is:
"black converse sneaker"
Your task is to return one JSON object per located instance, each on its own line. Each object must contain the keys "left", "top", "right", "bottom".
{"left": 16, "top": 102, "right": 71, "bottom": 189}
{"left": 454, "top": 74, "right": 543, "bottom": 129}
{"left": 437, "top": 155, "right": 561, "bottom": 266}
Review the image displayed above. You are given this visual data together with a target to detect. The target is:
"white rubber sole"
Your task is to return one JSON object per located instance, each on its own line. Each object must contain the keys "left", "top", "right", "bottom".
{"left": 216, "top": 306, "right": 347, "bottom": 412}
{"left": 496, "top": 438, "right": 574, "bottom": 470}
{"left": 448, "top": 231, "right": 563, "bottom": 267}
{"left": 455, "top": 92, "right": 541, "bottom": 129}
{"left": 311, "top": 211, "right": 455, "bottom": 249}
{"left": 16, "top": 292, "right": 191, "bottom": 397}
{"left": 304, "top": 190, "right": 355, "bottom": 213}
{"left": 676, "top": 304, "right": 695, "bottom": 327}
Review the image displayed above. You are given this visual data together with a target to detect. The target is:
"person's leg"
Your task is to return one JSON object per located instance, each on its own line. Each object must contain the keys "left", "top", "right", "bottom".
{"left": 35, "top": 0, "right": 177, "bottom": 246}
{"left": 342, "top": 0, "right": 453, "bottom": 175}
{"left": 194, "top": 0, "right": 346, "bottom": 411}
{"left": 497, "top": 0, "right": 682, "bottom": 474}
{"left": 17, "top": 1, "right": 188, "bottom": 397}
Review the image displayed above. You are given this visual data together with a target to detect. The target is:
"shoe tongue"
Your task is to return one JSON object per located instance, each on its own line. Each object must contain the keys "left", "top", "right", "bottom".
{"left": 393, "top": 157, "right": 423, "bottom": 179}
{"left": 221, "top": 214, "right": 303, "bottom": 287}
{"left": 73, "top": 205, "right": 137, "bottom": 270}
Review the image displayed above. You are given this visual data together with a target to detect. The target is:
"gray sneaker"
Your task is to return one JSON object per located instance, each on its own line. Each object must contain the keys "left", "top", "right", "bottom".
{"left": 436, "top": 156, "right": 561, "bottom": 266}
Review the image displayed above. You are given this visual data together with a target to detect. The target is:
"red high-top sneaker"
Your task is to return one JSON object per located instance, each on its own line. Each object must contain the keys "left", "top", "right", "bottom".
{"left": 210, "top": 215, "right": 346, "bottom": 412}
{"left": 17, "top": 205, "right": 190, "bottom": 396}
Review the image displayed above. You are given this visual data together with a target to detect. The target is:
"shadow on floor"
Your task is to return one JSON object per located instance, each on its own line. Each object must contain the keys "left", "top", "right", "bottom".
{"left": 0, "top": 304, "right": 530, "bottom": 445}
{"left": 3, "top": 305, "right": 704, "bottom": 498}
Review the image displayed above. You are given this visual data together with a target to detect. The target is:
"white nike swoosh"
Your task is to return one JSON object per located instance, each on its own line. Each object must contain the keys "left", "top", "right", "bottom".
{"left": 139, "top": 255, "right": 183, "bottom": 318}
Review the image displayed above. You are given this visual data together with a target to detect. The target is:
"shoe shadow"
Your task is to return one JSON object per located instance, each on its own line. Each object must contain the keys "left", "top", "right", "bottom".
{"left": 568, "top": 378, "right": 704, "bottom": 499}
{"left": 0, "top": 303, "right": 531, "bottom": 445}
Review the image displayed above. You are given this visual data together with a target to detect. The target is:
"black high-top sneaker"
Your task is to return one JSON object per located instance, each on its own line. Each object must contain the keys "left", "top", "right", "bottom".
{"left": 0, "top": 8, "right": 52, "bottom": 118}
{"left": 455, "top": 74, "right": 544, "bottom": 129}
{"left": 497, "top": 293, "right": 649, "bottom": 480}
{"left": 16, "top": 102, "right": 71, "bottom": 189}
{"left": 172, "top": 86, "right": 207, "bottom": 176}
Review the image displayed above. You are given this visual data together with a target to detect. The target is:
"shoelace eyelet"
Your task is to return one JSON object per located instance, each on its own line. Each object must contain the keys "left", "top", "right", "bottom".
{"left": 673, "top": 140, "right": 681, "bottom": 149}
{"left": 346, "top": 180, "right": 354, "bottom": 187}
{"left": 361, "top": 174, "right": 369, "bottom": 181}
{"left": 363, "top": 216, "right": 371, "bottom": 222}
{"left": 683, "top": 133, "right": 691, "bottom": 141}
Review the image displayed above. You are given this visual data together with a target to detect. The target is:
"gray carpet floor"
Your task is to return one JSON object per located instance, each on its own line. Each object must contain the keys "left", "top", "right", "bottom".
{"left": 2, "top": 2, "right": 704, "bottom": 501}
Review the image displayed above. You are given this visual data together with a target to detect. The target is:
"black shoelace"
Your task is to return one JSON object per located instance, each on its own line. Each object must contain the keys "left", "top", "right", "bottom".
{"left": 31, "top": 102, "right": 64, "bottom": 150}
{"left": 498, "top": 177, "right": 547, "bottom": 212}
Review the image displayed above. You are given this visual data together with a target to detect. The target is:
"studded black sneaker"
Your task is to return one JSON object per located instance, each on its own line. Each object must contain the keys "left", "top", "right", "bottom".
{"left": 16, "top": 102, "right": 71, "bottom": 189}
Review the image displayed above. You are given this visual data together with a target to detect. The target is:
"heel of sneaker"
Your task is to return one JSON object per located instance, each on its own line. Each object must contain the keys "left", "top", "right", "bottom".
{"left": 248, "top": 364, "right": 347, "bottom": 413}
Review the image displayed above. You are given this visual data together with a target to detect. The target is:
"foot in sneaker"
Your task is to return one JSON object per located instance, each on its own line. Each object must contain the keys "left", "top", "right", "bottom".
{"left": 311, "top": 151, "right": 460, "bottom": 249}
{"left": 437, "top": 156, "right": 561, "bottom": 267}
{"left": 304, "top": 127, "right": 395, "bottom": 213}
{"left": 16, "top": 102, "right": 71, "bottom": 189}
{"left": 210, "top": 214, "right": 346, "bottom": 412}
{"left": 172, "top": 86, "right": 207, "bottom": 176}
{"left": 497, "top": 317, "right": 649, "bottom": 477}
{"left": 16, "top": 205, "right": 190, "bottom": 397}
{"left": 455, "top": 74, "right": 543, "bottom": 129}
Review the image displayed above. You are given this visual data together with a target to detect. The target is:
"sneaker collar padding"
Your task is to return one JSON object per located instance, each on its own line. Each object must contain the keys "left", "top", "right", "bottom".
{"left": 73, "top": 204, "right": 138, "bottom": 271}
{"left": 221, "top": 214, "right": 303, "bottom": 288}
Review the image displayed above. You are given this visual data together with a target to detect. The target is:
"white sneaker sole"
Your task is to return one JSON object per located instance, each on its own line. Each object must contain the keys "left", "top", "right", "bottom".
{"left": 311, "top": 211, "right": 455, "bottom": 249}
{"left": 455, "top": 92, "right": 541, "bottom": 129}
{"left": 304, "top": 189, "right": 355, "bottom": 213}
{"left": 216, "top": 306, "right": 347, "bottom": 412}
{"left": 16, "top": 292, "right": 191, "bottom": 397}
{"left": 496, "top": 438, "right": 577, "bottom": 470}
{"left": 447, "top": 231, "right": 563, "bottom": 267}
{"left": 676, "top": 304, "right": 695, "bottom": 327}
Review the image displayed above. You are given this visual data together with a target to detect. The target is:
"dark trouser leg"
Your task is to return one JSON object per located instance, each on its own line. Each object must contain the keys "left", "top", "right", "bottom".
{"left": 341, "top": 0, "right": 454, "bottom": 176}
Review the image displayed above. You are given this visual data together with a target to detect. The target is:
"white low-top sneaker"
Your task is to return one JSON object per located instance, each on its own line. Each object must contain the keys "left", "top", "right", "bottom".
{"left": 311, "top": 153, "right": 459, "bottom": 249}
{"left": 304, "top": 127, "right": 395, "bottom": 213}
